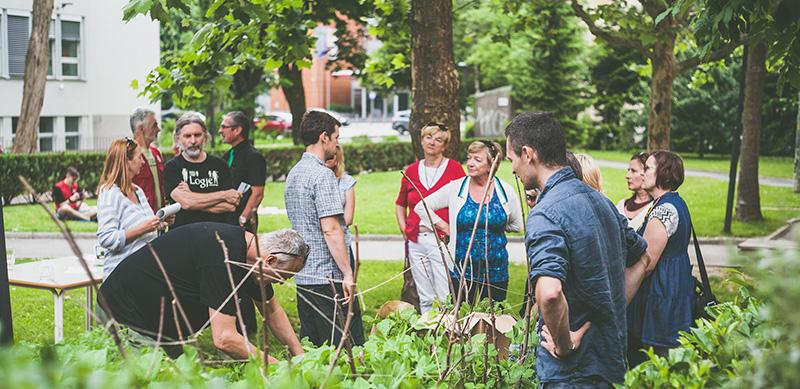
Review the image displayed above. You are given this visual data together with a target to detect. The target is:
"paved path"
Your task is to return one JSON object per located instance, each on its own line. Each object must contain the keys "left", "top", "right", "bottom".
{"left": 6, "top": 233, "right": 742, "bottom": 273}
{"left": 596, "top": 160, "right": 794, "bottom": 188}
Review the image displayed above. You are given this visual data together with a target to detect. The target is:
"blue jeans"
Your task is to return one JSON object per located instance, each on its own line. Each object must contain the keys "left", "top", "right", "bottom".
{"left": 539, "top": 376, "right": 613, "bottom": 389}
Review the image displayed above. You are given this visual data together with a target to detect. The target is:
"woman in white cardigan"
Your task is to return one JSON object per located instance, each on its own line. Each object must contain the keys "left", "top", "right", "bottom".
{"left": 414, "top": 140, "right": 523, "bottom": 304}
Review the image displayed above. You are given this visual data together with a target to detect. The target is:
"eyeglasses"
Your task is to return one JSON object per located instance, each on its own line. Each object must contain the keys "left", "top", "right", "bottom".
{"left": 271, "top": 250, "right": 309, "bottom": 260}
{"left": 426, "top": 122, "right": 449, "bottom": 132}
{"left": 220, "top": 124, "right": 238, "bottom": 129}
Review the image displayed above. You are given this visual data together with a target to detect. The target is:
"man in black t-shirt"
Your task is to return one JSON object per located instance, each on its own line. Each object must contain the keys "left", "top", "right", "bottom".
{"left": 100, "top": 223, "right": 309, "bottom": 361}
{"left": 220, "top": 111, "right": 266, "bottom": 233}
{"left": 164, "top": 113, "right": 242, "bottom": 228}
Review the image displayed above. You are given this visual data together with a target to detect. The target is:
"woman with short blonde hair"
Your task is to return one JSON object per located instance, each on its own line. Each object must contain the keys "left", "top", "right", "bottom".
{"left": 396, "top": 122, "right": 465, "bottom": 313}
{"left": 97, "top": 138, "right": 168, "bottom": 278}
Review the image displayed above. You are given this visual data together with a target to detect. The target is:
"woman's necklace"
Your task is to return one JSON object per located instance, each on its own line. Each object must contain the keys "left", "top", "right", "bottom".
{"left": 423, "top": 159, "right": 444, "bottom": 188}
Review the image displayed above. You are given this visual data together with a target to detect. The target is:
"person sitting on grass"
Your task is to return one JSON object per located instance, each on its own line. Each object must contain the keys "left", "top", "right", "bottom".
{"left": 51, "top": 166, "right": 97, "bottom": 221}
{"left": 99, "top": 223, "right": 309, "bottom": 361}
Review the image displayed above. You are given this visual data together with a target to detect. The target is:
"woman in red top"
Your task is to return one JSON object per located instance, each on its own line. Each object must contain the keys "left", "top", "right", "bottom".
{"left": 395, "top": 123, "right": 465, "bottom": 313}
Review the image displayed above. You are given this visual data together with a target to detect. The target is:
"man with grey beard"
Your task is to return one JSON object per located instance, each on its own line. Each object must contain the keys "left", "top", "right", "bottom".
{"left": 164, "top": 112, "right": 242, "bottom": 228}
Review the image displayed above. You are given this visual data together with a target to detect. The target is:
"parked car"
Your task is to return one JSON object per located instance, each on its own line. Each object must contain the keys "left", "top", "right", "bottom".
{"left": 392, "top": 110, "right": 410, "bottom": 134}
{"left": 253, "top": 114, "right": 291, "bottom": 134}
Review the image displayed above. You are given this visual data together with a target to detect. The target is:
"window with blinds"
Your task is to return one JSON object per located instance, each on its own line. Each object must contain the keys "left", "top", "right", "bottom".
{"left": 60, "top": 20, "right": 80, "bottom": 77}
{"left": 7, "top": 14, "right": 29, "bottom": 77}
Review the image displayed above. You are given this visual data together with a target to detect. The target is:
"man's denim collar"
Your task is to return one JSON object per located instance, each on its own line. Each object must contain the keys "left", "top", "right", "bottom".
{"left": 537, "top": 166, "right": 576, "bottom": 202}
{"left": 302, "top": 152, "right": 325, "bottom": 166}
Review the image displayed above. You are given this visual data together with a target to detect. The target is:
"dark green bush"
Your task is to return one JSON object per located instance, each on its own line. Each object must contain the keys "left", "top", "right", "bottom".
{"left": 1, "top": 152, "right": 106, "bottom": 204}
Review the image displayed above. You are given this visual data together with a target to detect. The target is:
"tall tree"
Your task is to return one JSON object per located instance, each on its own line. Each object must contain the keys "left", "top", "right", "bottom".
{"left": 682, "top": 0, "right": 800, "bottom": 219}
{"left": 12, "top": 0, "right": 54, "bottom": 153}
{"left": 570, "top": 0, "right": 739, "bottom": 150}
{"left": 409, "top": 0, "right": 460, "bottom": 158}
{"left": 124, "top": 0, "right": 370, "bottom": 145}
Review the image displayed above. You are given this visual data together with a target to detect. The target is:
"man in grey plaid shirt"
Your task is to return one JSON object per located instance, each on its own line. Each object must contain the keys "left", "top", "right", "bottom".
{"left": 284, "top": 110, "right": 365, "bottom": 346}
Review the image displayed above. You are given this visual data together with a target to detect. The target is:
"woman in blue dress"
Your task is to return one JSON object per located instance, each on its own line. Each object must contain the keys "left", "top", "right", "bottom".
{"left": 627, "top": 150, "right": 694, "bottom": 367}
{"left": 414, "top": 140, "right": 523, "bottom": 304}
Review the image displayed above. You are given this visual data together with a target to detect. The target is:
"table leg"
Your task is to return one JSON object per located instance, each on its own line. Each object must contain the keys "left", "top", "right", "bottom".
{"left": 85, "top": 286, "right": 94, "bottom": 331}
{"left": 53, "top": 290, "right": 64, "bottom": 342}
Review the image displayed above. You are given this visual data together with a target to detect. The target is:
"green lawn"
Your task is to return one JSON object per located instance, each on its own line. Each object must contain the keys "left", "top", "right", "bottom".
{"left": 262, "top": 163, "right": 800, "bottom": 238}
{"left": 583, "top": 149, "right": 794, "bottom": 180}
{"left": 9, "top": 260, "right": 525, "bottom": 345}
{"left": 5, "top": 161, "right": 799, "bottom": 237}
{"left": 8, "top": 258, "right": 742, "bottom": 345}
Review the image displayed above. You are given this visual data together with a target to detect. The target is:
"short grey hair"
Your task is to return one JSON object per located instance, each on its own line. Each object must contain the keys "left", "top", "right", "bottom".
{"left": 130, "top": 107, "right": 155, "bottom": 133}
{"left": 260, "top": 229, "right": 310, "bottom": 265}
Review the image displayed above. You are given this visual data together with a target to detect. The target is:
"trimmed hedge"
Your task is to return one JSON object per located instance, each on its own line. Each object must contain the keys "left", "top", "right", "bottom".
{"left": 1, "top": 138, "right": 505, "bottom": 204}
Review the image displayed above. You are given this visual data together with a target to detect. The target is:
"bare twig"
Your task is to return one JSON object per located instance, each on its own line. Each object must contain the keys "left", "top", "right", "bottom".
{"left": 146, "top": 243, "right": 194, "bottom": 336}
{"left": 17, "top": 176, "right": 128, "bottom": 358}
{"left": 216, "top": 232, "right": 253, "bottom": 358}
{"left": 321, "top": 282, "right": 357, "bottom": 389}
{"left": 400, "top": 172, "right": 457, "bottom": 299}
{"left": 513, "top": 174, "right": 535, "bottom": 369}
{"left": 253, "top": 233, "right": 270, "bottom": 376}
{"left": 440, "top": 155, "right": 500, "bottom": 382}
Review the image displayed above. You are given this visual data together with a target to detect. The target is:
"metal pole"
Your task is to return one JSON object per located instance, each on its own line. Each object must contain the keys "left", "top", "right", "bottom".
{"left": 0, "top": 199, "right": 14, "bottom": 345}
{"left": 723, "top": 45, "right": 748, "bottom": 233}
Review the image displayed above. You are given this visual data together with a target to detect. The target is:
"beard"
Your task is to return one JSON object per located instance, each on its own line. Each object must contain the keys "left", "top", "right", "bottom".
{"left": 181, "top": 144, "right": 203, "bottom": 158}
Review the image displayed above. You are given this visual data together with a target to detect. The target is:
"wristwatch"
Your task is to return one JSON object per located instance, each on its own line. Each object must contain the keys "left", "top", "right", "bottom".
{"left": 239, "top": 216, "right": 247, "bottom": 226}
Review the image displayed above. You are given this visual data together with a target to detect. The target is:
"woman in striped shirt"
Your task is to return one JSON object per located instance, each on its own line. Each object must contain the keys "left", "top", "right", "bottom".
{"left": 97, "top": 138, "right": 168, "bottom": 278}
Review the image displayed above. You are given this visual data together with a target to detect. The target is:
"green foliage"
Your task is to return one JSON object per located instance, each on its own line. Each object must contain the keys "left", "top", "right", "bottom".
{"left": 460, "top": 0, "right": 591, "bottom": 146}
{"left": 678, "top": 0, "right": 800, "bottom": 89}
{"left": 360, "top": 0, "right": 411, "bottom": 94}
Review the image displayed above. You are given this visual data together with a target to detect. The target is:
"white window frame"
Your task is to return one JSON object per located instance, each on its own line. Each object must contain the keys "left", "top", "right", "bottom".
{"left": 1, "top": 9, "right": 84, "bottom": 80}
{"left": 0, "top": 10, "right": 7, "bottom": 78}
{"left": 38, "top": 116, "right": 54, "bottom": 152}
{"left": 64, "top": 116, "right": 81, "bottom": 150}
{"left": 58, "top": 15, "right": 83, "bottom": 80}
{"left": 5, "top": 9, "right": 31, "bottom": 79}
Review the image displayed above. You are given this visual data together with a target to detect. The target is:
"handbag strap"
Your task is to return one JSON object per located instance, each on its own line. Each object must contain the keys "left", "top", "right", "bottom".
{"left": 691, "top": 223, "right": 714, "bottom": 298}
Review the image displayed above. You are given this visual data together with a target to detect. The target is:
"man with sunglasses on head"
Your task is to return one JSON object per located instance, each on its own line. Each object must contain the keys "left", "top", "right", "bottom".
{"left": 219, "top": 111, "right": 266, "bottom": 233}
{"left": 100, "top": 224, "right": 308, "bottom": 361}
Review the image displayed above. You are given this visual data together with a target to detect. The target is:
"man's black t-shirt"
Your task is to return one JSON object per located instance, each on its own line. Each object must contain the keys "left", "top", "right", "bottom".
{"left": 164, "top": 154, "right": 237, "bottom": 228}
{"left": 100, "top": 222, "right": 273, "bottom": 341}
{"left": 222, "top": 141, "right": 267, "bottom": 218}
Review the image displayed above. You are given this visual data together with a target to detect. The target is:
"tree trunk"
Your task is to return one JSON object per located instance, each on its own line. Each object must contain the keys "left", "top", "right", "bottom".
{"left": 409, "top": 0, "right": 460, "bottom": 160}
{"left": 11, "top": 0, "right": 54, "bottom": 153}
{"left": 279, "top": 64, "right": 307, "bottom": 146}
{"left": 735, "top": 39, "right": 767, "bottom": 221}
{"left": 794, "top": 90, "right": 800, "bottom": 193}
{"left": 647, "top": 38, "right": 676, "bottom": 151}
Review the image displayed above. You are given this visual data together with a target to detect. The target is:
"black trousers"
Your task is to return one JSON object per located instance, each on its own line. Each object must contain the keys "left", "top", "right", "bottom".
{"left": 297, "top": 283, "right": 365, "bottom": 347}
{"left": 627, "top": 335, "right": 670, "bottom": 368}
{"left": 450, "top": 277, "right": 509, "bottom": 304}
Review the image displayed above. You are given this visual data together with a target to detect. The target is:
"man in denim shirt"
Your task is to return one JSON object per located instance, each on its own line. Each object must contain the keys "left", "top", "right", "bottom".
{"left": 505, "top": 112, "right": 651, "bottom": 387}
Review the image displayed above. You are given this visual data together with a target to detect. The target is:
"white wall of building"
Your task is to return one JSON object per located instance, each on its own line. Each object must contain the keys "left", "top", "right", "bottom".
{"left": 0, "top": 0, "right": 159, "bottom": 151}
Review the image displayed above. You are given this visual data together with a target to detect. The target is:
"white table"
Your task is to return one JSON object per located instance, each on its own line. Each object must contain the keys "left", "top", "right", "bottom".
{"left": 8, "top": 255, "right": 103, "bottom": 342}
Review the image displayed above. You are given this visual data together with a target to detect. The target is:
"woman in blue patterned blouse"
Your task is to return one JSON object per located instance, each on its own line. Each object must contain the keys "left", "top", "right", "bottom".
{"left": 414, "top": 140, "right": 523, "bottom": 304}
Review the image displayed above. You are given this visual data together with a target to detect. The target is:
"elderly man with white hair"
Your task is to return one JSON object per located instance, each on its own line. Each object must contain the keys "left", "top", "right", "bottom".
{"left": 100, "top": 223, "right": 309, "bottom": 361}
{"left": 129, "top": 107, "right": 166, "bottom": 213}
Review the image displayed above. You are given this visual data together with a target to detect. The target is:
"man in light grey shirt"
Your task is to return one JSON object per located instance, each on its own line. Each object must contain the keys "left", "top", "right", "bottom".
{"left": 284, "top": 110, "right": 364, "bottom": 346}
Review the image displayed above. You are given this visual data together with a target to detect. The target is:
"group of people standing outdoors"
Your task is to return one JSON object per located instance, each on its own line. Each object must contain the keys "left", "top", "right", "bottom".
{"left": 397, "top": 114, "right": 696, "bottom": 387}
{"left": 73, "top": 105, "right": 696, "bottom": 387}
